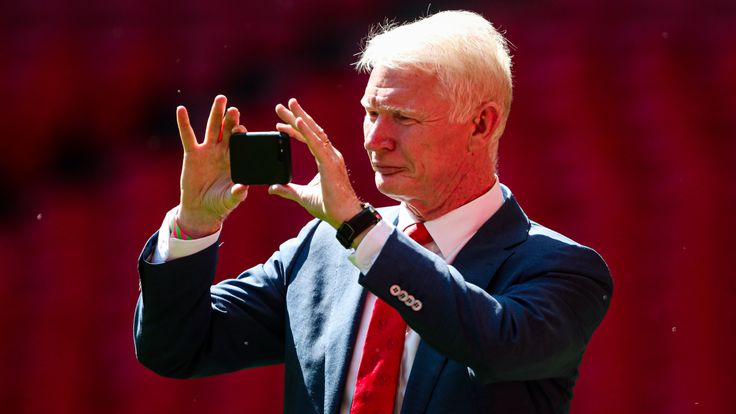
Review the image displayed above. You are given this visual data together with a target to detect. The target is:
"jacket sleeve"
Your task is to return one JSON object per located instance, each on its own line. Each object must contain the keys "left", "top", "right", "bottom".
{"left": 359, "top": 228, "right": 613, "bottom": 384}
{"left": 133, "top": 222, "right": 317, "bottom": 378}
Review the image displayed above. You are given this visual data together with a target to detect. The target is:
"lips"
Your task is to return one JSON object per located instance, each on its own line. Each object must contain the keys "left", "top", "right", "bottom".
{"left": 372, "top": 164, "right": 404, "bottom": 175}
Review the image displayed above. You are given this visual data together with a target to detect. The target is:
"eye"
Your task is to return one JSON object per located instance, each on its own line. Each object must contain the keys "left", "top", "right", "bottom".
{"left": 365, "top": 109, "right": 379, "bottom": 120}
{"left": 394, "top": 112, "right": 415, "bottom": 124}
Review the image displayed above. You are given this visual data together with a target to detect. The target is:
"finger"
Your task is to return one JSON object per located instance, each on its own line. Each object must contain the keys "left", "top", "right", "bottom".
{"left": 277, "top": 118, "right": 319, "bottom": 160}
{"left": 296, "top": 117, "right": 331, "bottom": 160}
{"left": 276, "top": 103, "right": 326, "bottom": 153}
{"left": 204, "top": 95, "right": 227, "bottom": 145}
{"left": 288, "top": 98, "right": 320, "bottom": 130}
{"left": 220, "top": 107, "right": 240, "bottom": 145}
{"left": 276, "top": 102, "right": 321, "bottom": 145}
{"left": 275, "top": 103, "right": 297, "bottom": 125}
{"left": 276, "top": 123, "right": 307, "bottom": 144}
{"left": 176, "top": 106, "right": 197, "bottom": 153}
{"left": 288, "top": 98, "right": 328, "bottom": 141}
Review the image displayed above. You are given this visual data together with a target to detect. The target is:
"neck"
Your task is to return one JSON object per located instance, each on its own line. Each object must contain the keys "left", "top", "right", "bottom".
{"left": 406, "top": 173, "right": 496, "bottom": 221}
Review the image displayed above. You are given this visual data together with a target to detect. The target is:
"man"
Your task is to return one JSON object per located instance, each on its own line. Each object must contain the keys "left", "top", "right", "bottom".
{"left": 134, "top": 10, "right": 612, "bottom": 414}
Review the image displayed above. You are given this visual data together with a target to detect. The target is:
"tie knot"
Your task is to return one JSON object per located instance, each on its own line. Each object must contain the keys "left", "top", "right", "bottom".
{"left": 403, "top": 222, "right": 433, "bottom": 245}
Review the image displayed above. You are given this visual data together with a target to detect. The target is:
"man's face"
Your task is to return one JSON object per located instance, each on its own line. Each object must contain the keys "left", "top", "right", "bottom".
{"left": 361, "top": 66, "right": 476, "bottom": 214}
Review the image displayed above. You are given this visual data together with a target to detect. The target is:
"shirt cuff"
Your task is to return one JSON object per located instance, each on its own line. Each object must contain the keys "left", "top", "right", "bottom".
{"left": 348, "top": 219, "right": 394, "bottom": 273}
{"left": 150, "top": 206, "right": 222, "bottom": 264}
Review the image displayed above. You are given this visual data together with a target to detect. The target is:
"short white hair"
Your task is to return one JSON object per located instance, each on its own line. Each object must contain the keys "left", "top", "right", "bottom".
{"left": 355, "top": 10, "right": 513, "bottom": 142}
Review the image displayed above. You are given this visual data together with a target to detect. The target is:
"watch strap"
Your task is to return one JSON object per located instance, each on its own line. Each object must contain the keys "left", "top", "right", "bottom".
{"left": 336, "top": 203, "right": 382, "bottom": 248}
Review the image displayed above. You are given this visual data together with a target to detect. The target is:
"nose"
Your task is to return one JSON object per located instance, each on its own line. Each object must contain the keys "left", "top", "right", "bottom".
{"left": 363, "top": 115, "right": 395, "bottom": 152}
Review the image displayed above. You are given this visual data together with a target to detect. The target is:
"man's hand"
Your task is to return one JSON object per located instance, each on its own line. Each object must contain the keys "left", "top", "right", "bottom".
{"left": 177, "top": 95, "right": 249, "bottom": 238}
{"left": 269, "top": 98, "right": 362, "bottom": 229}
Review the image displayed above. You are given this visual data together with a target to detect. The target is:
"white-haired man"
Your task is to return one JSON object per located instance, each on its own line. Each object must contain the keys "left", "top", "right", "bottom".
{"left": 134, "top": 10, "right": 612, "bottom": 414}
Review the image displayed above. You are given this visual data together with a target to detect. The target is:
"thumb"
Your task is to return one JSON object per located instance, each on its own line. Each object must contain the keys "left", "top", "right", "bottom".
{"left": 225, "top": 184, "right": 249, "bottom": 209}
{"left": 268, "top": 183, "right": 301, "bottom": 202}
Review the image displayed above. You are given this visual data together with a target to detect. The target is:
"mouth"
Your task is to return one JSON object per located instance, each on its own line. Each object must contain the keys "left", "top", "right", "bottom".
{"left": 372, "top": 164, "right": 404, "bottom": 175}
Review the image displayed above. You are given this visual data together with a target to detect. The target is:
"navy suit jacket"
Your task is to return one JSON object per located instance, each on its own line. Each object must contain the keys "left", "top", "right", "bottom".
{"left": 134, "top": 188, "right": 612, "bottom": 413}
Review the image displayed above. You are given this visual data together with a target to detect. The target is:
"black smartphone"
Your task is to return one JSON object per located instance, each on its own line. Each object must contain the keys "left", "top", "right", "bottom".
{"left": 229, "top": 131, "right": 292, "bottom": 185}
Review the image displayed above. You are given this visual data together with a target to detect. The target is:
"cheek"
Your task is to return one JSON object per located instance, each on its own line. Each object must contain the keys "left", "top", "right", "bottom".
{"left": 420, "top": 134, "right": 467, "bottom": 178}
{"left": 362, "top": 119, "right": 370, "bottom": 138}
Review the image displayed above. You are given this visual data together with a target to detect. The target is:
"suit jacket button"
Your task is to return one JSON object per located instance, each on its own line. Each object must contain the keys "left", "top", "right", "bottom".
{"left": 404, "top": 295, "right": 415, "bottom": 306}
{"left": 389, "top": 285, "right": 401, "bottom": 296}
{"left": 397, "top": 290, "right": 408, "bottom": 301}
{"left": 411, "top": 300, "right": 423, "bottom": 312}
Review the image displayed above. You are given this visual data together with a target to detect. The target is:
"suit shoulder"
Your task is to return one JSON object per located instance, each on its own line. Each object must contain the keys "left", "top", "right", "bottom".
{"left": 293, "top": 217, "right": 349, "bottom": 255}
{"left": 527, "top": 220, "right": 578, "bottom": 247}
{"left": 520, "top": 221, "right": 610, "bottom": 277}
{"left": 525, "top": 220, "right": 598, "bottom": 255}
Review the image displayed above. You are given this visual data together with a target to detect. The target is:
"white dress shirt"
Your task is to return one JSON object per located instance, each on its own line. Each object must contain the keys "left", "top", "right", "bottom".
{"left": 151, "top": 179, "right": 505, "bottom": 414}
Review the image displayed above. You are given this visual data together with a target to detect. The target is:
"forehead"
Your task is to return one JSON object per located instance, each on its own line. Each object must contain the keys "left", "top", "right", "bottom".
{"left": 361, "top": 66, "right": 443, "bottom": 110}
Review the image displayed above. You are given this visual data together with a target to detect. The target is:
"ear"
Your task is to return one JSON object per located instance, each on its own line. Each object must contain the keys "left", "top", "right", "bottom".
{"left": 468, "top": 101, "right": 501, "bottom": 151}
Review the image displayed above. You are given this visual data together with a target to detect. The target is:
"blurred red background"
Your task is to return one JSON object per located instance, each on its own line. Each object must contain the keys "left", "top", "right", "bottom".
{"left": 1, "top": 0, "right": 734, "bottom": 413}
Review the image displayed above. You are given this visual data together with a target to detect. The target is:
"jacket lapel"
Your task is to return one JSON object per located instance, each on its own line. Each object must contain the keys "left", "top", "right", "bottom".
{"left": 323, "top": 271, "right": 365, "bottom": 414}
{"left": 400, "top": 342, "right": 448, "bottom": 413}
{"left": 401, "top": 193, "right": 530, "bottom": 413}
{"left": 452, "top": 193, "right": 529, "bottom": 288}
{"left": 323, "top": 207, "right": 402, "bottom": 414}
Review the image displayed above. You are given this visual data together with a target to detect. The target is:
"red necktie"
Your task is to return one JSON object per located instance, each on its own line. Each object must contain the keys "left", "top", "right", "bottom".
{"left": 350, "top": 222, "right": 433, "bottom": 414}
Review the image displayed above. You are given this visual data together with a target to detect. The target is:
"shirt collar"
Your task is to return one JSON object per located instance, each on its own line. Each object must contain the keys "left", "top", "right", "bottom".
{"left": 397, "top": 177, "right": 505, "bottom": 263}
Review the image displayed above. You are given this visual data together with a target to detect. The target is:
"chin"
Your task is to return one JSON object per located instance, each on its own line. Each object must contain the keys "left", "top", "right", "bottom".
{"left": 375, "top": 173, "right": 413, "bottom": 202}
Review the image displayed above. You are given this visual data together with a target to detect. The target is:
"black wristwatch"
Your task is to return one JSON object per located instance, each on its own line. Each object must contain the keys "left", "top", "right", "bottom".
{"left": 335, "top": 203, "right": 382, "bottom": 248}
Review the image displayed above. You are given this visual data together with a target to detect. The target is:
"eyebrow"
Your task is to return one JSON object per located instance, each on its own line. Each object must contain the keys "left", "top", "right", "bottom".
{"left": 360, "top": 97, "right": 419, "bottom": 116}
